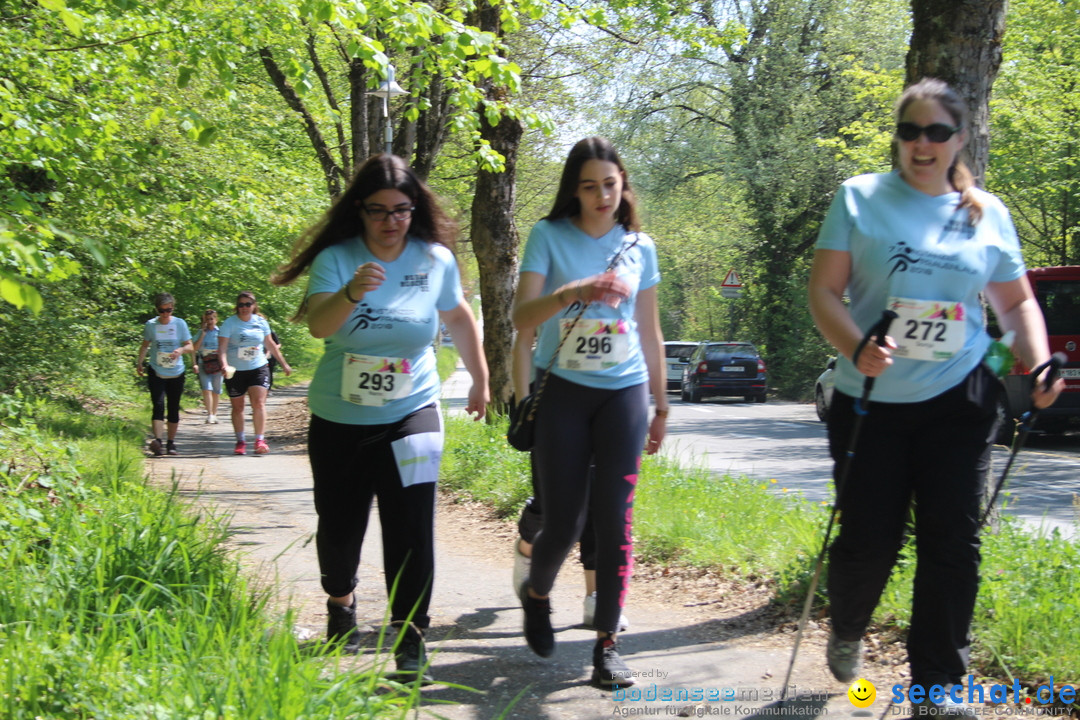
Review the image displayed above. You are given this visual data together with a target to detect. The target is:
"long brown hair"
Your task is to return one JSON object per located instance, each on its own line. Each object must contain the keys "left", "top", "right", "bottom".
{"left": 546, "top": 137, "right": 640, "bottom": 231}
{"left": 272, "top": 154, "right": 457, "bottom": 317}
{"left": 895, "top": 78, "right": 983, "bottom": 224}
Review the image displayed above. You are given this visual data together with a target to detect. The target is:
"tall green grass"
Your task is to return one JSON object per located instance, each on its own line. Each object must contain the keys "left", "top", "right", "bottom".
{"left": 0, "top": 392, "right": 425, "bottom": 719}
{"left": 441, "top": 410, "right": 1080, "bottom": 698}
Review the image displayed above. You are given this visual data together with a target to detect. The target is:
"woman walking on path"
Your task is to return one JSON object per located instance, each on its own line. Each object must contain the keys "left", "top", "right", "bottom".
{"left": 511, "top": 136, "right": 667, "bottom": 688}
{"left": 219, "top": 291, "right": 292, "bottom": 455}
{"left": 808, "top": 78, "right": 1062, "bottom": 715}
{"left": 272, "top": 153, "right": 488, "bottom": 682}
{"left": 192, "top": 308, "right": 223, "bottom": 424}
{"left": 136, "top": 292, "right": 193, "bottom": 456}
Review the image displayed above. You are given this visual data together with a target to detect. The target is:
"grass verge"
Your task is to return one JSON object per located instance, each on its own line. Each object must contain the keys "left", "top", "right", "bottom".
{"left": 0, "top": 391, "right": 425, "bottom": 719}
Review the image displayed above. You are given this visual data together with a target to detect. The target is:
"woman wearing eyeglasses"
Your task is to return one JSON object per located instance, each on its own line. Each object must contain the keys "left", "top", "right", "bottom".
{"left": 136, "top": 292, "right": 193, "bottom": 456}
{"left": 272, "top": 154, "right": 488, "bottom": 682}
{"left": 808, "top": 78, "right": 1062, "bottom": 712}
{"left": 218, "top": 291, "right": 292, "bottom": 455}
{"left": 192, "top": 308, "right": 223, "bottom": 424}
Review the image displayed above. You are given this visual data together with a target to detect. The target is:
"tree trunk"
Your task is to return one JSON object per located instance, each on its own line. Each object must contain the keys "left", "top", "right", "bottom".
{"left": 470, "top": 105, "right": 523, "bottom": 410}
{"left": 413, "top": 73, "right": 452, "bottom": 180}
{"left": 348, "top": 57, "right": 371, "bottom": 174}
{"left": 905, "top": 0, "right": 1007, "bottom": 187}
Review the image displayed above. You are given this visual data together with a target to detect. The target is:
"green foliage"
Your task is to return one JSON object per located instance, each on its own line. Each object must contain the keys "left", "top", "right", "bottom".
{"left": 988, "top": 0, "right": 1080, "bottom": 266}
{"left": 441, "top": 413, "right": 534, "bottom": 517}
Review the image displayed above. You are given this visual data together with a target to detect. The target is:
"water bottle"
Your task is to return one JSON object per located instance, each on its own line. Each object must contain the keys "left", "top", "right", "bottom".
{"left": 984, "top": 330, "right": 1016, "bottom": 378}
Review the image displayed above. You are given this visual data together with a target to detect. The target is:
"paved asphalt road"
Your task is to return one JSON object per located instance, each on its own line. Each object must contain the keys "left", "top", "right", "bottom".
{"left": 647, "top": 394, "right": 1079, "bottom": 540}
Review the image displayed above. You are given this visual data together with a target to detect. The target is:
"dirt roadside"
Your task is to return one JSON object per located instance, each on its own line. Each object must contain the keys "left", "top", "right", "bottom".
{"left": 143, "top": 377, "right": 911, "bottom": 720}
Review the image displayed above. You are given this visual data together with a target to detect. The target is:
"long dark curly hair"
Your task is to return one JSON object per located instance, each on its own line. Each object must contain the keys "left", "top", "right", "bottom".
{"left": 273, "top": 154, "right": 457, "bottom": 318}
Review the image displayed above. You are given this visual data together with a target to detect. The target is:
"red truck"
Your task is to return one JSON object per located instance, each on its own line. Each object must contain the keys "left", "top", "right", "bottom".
{"left": 998, "top": 265, "right": 1080, "bottom": 441}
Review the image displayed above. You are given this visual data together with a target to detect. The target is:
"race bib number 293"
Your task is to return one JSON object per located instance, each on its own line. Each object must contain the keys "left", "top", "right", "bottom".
{"left": 341, "top": 353, "right": 414, "bottom": 406}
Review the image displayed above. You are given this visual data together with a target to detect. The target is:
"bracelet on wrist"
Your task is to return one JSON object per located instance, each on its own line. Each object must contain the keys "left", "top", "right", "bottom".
{"left": 342, "top": 283, "right": 360, "bottom": 304}
{"left": 654, "top": 408, "right": 669, "bottom": 418}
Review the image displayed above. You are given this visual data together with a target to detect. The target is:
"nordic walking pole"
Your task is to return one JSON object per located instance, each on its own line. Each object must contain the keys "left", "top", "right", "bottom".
{"left": 979, "top": 352, "right": 1065, "bottom": 528}
{"left": 780, "top": 309, "right": 897, "bottom": 702}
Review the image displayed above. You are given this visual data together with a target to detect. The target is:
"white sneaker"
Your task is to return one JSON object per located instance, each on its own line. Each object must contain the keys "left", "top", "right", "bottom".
{"left": 583, "top": 592, "right": 630, "bottom": 633}
{"left": 209, "top": 414, "right": 218, "bottom": 424}
{"left": 512, "top": 539, "right": 530, "bottom": 599}
{"left": 205, "top": 415, "right": 213, "bottom": 424}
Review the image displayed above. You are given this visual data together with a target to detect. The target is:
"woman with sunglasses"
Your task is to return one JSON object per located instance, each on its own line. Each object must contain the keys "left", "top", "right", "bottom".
{"left": 136, "top": 292, "right": 194, "bottom": 456}
{"left": 192, "top": 308, "right": 223, "bottom": 424}
{"left": 808, "top": 78, "right": 1062, "bottom": 713}
{"left": 511, "top": 137, "right": 667, "bottom": 688}
{"left": 218, "top": 291, "right": 292, "bottom": 455}
{"left": 272, "top": 154, "right": 488, "bottom": 682}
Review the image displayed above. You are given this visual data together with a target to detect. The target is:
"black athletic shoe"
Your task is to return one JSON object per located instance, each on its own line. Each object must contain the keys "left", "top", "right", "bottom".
{"left": 388, "top": 626, "right": 433, "bottom": 684}
{"left": 166, "top": 440, "right": 178, "bottom": 456}
{"left": 592, "top": 635, "right": 635, "bottom": 688}
{"left": 520, "top": 584, "right": 555, "bottom": 658}
{"left": 326, "top": 597, "right": 361, "bottom": 654}
{"left": 149, "top": 438, "right": 164, "bottom": 456}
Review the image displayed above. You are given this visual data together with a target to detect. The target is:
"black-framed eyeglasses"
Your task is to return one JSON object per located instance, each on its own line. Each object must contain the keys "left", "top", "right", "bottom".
{"left": 158, "top": 307, "right": 174, "bottom": 314}
{"left": 896, "top": 122, "right": 961, "bottom": 143}
{"left": 237, "top": 302, "right": 254, "bottom": 308}
{"left": 363, "top": 206, "right": 414, "bottom": 222}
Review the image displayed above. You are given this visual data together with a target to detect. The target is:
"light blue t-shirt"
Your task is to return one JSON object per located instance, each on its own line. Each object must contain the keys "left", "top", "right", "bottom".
{"left": 306, "top": 236, "right": 464, "bottom": 424}
{"left": 219, "top": 315, "right": 273, "bottom": 371}
{"left": 520, "top": 218, "right": 661, "bottom": 390}
{"left": 816, "top": 171, "right": 1026, "bottom": 403}
{"left": 195, "top": 327, "right": 220, "bottom": 354}
{"left": 142, "top": 317, "right": 192, "bottom": 378}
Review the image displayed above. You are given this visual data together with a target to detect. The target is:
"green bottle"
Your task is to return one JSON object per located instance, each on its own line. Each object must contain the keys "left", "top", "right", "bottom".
{"left": 984, "top": 330, "right": 1016, "bottom": 378}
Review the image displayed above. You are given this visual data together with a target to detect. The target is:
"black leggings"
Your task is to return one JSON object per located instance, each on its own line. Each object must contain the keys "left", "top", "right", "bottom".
{"left": 529, "top": 373, "right": 648, "bottom": 634}
{"left": 827, "top": 364, "right": 999, "bottom": 687}
{"left": 147, "top": 368, "right": 185, "bottom": 423}
{"left": 518, "top": 462, "right": 598, "bottom": 570}
{"left": 309, "top": 405, "right": 441, "bottom": 630}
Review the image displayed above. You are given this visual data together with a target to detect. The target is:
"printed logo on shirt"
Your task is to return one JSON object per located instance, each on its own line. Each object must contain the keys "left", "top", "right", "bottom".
{"left": 401, "top": 273, "right": 430, "bottom": 290}
{"left": 347, "top": 303, "right": 433, "bottom": 334}
{"left": 886, "top": 241, "right": 978, "bottom": 279}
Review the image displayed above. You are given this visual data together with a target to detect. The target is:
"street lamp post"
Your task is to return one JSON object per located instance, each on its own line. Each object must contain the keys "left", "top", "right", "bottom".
{"left": 369, "top": 65, "right": 407, "bottom": 155}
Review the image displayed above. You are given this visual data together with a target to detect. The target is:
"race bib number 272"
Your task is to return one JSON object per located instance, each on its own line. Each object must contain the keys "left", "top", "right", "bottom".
{"left": 888, "top": 296, "right": 966, "bottom": 362}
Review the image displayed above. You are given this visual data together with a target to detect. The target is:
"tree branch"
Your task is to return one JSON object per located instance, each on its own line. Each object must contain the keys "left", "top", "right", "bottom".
{"left": 306, "top": 31, "right": 350, "bottom": 174}
{"left": 44, "top": 29, "right": 169, "bottom": 52}
{"left": 258, "top": 46, "right": 343, "bottom": 198}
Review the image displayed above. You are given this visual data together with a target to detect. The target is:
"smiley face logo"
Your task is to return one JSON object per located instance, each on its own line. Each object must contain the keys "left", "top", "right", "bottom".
{"left": 848, "top": 678, "right": 876, "bottom": 708}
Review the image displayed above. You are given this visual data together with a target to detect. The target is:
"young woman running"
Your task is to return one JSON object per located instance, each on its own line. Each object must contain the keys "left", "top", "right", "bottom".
{"left": 192, "top": 308, "right": 223, "bottom": 424}
{"left": 219, "top": 291, "right": 292, "bottom": 455}
{"left": 809, "top": 78, "right": 1062, "bottom": 715}
{"left": 272, "top": 153, "right": 488, "bottom": 682}
{"left": 512, "top": 136, "right": 668, "bottom": 688}
{"left": 136, "top": 292, "right": 193, "bottom": 456}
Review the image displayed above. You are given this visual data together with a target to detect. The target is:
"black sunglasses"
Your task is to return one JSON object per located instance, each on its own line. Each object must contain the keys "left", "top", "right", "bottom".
{"left": 896, "top": 122, "right": 961, "bottom": 143}
{"left": 237, "top": 302, "right": 254, "bottom": 308}
{"left": 158, "top": 307, "right": 174, "bottom": 313}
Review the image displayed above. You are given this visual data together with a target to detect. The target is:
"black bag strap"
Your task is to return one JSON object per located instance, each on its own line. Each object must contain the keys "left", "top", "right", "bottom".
{"left": 525, "top": 232, "right": 642, "bottom": 422}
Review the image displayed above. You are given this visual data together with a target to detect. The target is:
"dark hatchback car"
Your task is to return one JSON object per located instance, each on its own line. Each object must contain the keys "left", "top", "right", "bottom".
{"left": 680, "top": 341, "right": 767, "bottom": 403}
